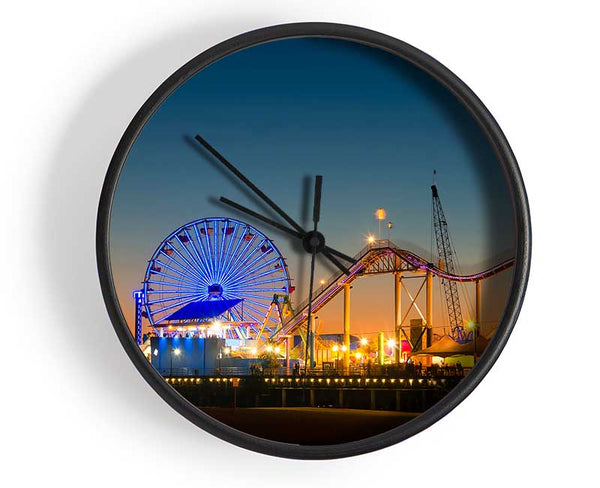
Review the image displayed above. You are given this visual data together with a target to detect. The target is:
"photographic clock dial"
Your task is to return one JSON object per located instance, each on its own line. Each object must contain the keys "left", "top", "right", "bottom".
{"left": 97, "top": 23, "right": 530, "bottom": 459}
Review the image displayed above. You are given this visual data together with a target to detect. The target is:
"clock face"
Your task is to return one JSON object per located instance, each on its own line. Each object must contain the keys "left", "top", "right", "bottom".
{"left": 98, "top": 24, "right": 530, "bottom": 458}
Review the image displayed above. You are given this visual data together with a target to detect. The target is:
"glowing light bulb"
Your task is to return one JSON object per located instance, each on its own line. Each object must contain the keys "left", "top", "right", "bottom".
{"left": 375, "top": 208, "right": 386, "bottom": 220}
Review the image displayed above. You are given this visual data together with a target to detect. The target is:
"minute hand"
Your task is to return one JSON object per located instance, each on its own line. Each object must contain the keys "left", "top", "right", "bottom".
{"left": 195, "top": 134, "right": 304, "bottom": 234}
{"left": 195, "top": 134, "right": 356, "bottom": 272}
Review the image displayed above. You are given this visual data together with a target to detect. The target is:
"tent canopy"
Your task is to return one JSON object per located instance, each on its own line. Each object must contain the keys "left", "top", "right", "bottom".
{"left": 162, "top": 298, "right": 242, "bottom": 322}
{"left": 412, "top": 334, "right": 489, "bottom": 357}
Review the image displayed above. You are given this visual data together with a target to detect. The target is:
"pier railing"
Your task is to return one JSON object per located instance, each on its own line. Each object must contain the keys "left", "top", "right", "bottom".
{"left": 161, "top": 363, "right": 468, "bottom": 379}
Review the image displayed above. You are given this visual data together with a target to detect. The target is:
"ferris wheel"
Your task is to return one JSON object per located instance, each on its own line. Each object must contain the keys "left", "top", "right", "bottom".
{"left": 142, "top": 217, "right": 291, "bottom": 339}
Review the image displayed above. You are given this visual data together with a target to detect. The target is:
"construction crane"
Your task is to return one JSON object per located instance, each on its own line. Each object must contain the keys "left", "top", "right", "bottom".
{"left": 431, "top": 171, "right": 466, "bottom": 340}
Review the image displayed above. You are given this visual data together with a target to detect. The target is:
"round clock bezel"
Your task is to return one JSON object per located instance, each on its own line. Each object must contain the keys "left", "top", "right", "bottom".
{"left": 97, "top": 22, "right": 531, "bottom": 460}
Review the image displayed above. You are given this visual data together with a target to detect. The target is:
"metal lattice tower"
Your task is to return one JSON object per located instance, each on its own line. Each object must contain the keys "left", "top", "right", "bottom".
{"left": 133, "top": 289, "right": 144, "bottom": 345}
{"left": 431, "top": 177, "right": 464, "bottom": 338}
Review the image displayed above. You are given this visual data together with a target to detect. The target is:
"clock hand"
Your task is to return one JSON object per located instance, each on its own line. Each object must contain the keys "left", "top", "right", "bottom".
{"left": 195, "top": 134, "right": 304, "bottom": 234}
{"left": 313, "top": 175, "right": 322, "bottom": 230}
{"left": 305, "top": 176, "right": 322, "bottom": 372}
{"left": 322, "top": 250, "right": 351, "bottom": 275}
{"left": 196, "top": 135, "right": 355, "bottom": 273}
{"left": 322, "top": 246, "right": 356, "bottom": 265}
{"left": 219, "top": 196, "right": 354, "bottom": 274}
{"left": 305, "top": 249, "right": 317, "bottom": 371}
{"left": 219, "top": 197, "right": 303, "bottom": 239}
{"left": 308, "top": 175, "right": 352, "bottom": 273}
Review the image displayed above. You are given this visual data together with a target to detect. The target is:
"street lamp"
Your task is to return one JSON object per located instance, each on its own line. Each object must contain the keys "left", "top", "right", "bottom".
{"left": 375, "top": 208, "right": 386, "bottom": 240}
{"left": 332, "top": 344, "right": 340, "bottom": 366}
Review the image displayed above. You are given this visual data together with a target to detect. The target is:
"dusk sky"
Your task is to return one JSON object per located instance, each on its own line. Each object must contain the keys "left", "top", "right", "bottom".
{"left": 110, "top": 38, "right": 516, "bottom": 339}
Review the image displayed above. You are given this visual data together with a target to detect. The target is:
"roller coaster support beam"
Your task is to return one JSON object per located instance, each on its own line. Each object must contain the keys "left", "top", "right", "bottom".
{"left": 394, "top": 273, "right": 402, "bottom": 365}
{"left": 284, "top": 335, "right": 291, "bottom": 373}
{"left": 378, "top": 332, "right": 385, "bottom": 366}
{"left": 309, "top": 314, "right": 316, "bottom": 369}
{"left": 426, "top": 269, "right": 433, "bottom": 349}
{"left": 343, "top": 284, "right": 351, "bottom": 373}
{"left": 475, "top": 280, "right": 482, "bottom": 328}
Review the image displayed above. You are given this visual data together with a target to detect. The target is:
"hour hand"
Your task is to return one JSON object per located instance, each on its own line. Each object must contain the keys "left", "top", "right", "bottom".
{"left": 220, "top": 196, "right": 356, "bottom": 275}
{"left": 219, "top": 197, "right": 302, "bottom": 239}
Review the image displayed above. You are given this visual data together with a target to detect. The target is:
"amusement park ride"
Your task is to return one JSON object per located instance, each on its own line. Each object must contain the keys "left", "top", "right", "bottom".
{"left": 133, "top": 182, "right": 513, "bottom": 372}
{"left": 133, "top": 135, "right": 514, "bottom": 372}
{"left": 135, "top": 217, "right": 294, "bottom": 346}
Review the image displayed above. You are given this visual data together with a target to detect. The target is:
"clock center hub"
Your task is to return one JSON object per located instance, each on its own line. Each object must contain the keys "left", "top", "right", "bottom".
{"left": 302, "top": 230, "right": 326, "bottom": 254}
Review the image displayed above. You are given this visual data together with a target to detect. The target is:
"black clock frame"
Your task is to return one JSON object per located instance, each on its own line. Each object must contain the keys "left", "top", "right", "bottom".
{"left": 96, "top": 22, "right": 531, "bottom": 460}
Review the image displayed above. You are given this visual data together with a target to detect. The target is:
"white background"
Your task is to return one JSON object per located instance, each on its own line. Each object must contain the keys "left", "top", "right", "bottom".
{"left": 2, "top": 1, "right": 598, "bottom": 486}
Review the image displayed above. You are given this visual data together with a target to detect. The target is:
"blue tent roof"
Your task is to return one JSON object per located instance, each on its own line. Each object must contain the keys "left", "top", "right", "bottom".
{"left": 162, "top": 298, "right": 242, "bottom": 322}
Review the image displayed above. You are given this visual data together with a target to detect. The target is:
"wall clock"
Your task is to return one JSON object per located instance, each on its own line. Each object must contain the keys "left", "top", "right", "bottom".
{"left": 97, "top": 22, "right": 531, "bottom": 459}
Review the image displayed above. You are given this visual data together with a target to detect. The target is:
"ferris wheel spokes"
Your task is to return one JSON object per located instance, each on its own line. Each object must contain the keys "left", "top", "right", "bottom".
{"left": 142, "top": 217, "right": 292, "bottom": 339}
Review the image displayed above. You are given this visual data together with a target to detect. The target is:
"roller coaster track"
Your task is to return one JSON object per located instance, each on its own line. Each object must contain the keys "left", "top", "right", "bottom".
{"left": 274, "top": 240, "right": 514, "bottom": 339}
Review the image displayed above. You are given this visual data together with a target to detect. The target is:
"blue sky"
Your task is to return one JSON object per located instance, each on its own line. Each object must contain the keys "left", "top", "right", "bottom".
{"left": 110, "top": 38, "right": 515, "bottom": 337}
